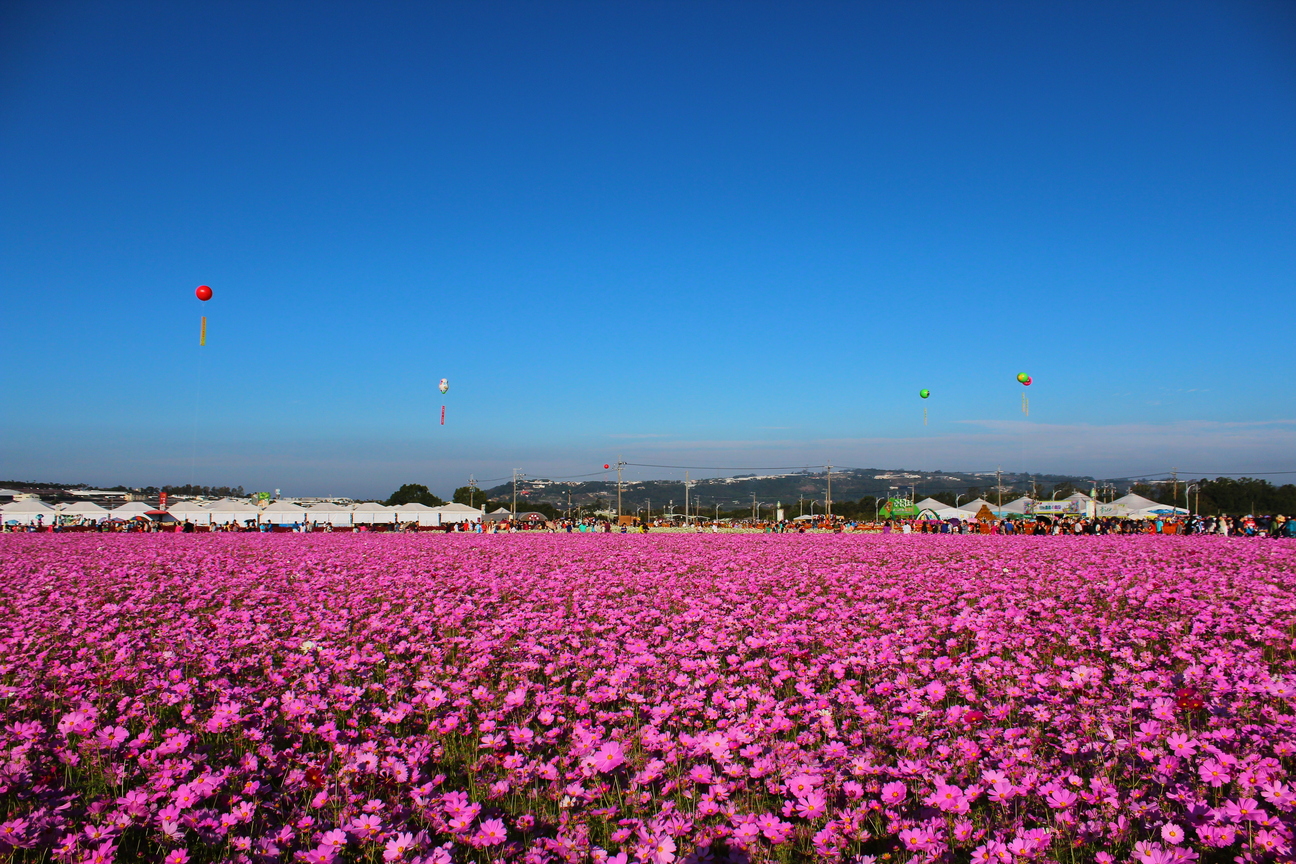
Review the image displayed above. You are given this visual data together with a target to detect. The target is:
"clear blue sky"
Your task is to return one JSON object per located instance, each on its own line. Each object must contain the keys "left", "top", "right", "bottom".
{"left": 2, "top": 1, "right": 1294, "bottom": 498}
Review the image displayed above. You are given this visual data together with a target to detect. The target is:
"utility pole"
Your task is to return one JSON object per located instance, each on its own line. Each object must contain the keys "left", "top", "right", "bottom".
{"left": 616, "top": 456, "right": 625, "bottom": 520}
{"left": 1171, "top": 468, "right": 1178, "bottom": 505}
{"left": 996, "top": 466, "right": 1002, "bottom": 507}
{"left": 826, "top": 463, "right": 833, "bottom": 518}
{"left": 468, "top": 474, "right": 477, "bottom": 509}
{"left": 752, "top": 492, "right": 757, "bottom": 521}
{"left": 684, "top": 471, "right": 690, "bottom": 524}
{"left": 646, "top": 497, "right": 650, "bottom": 522}
{"left": 512, "top": 469, "right": 524, "bottom": 517}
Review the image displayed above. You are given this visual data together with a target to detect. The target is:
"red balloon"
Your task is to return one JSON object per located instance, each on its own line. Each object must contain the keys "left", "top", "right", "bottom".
{"left": 195, "top": 285, "right": 213, "bottom": 301}
{"left": 604, "top": 464, "right": 610, "bottom": 469}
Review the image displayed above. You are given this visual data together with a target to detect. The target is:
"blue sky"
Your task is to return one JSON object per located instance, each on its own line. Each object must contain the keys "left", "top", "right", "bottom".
{"left": 2, "top": 1, "right": 1294, "bottom": 497}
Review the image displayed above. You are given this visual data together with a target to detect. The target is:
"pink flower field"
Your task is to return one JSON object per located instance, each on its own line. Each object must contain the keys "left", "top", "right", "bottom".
{"left": 1, "top": 535, "right": 1294, "bottom": 864}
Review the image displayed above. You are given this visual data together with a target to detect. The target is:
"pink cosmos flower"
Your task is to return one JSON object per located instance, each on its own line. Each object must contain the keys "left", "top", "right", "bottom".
{"left": 645, "top": 835, "right": 676, "bottom": 864}
{"left": 163, "top": 851, "right": 188, "bottom": 864}
{"left": 1160, "top": 823, "right": 1185, "bottom": 844}
{"left": 794, "top": 791, "right": 827, "bottom": 819}
{"left": 383, "top": 832, "right": 415, "bottom": 861}
{"left": 590, "top": 742, "right": 626, "bottom": 773}
{"left": 1045, "top": 788, "right": 1077, "bottom": 809}
{"left": 349, "top": 814, "right": 382, "bottom": 840}
{"left": 1199, "top": 761, "right": 1231, "bottom": 787}
{"left": 785, "top": 773, "right": 819, "bottom": 797}
{"left": 926, "top": 783, "right": 966, "bottom": 812}
{"left": 880, "top": 781, "right": 907, "bottom": 805}
{"left": 476, "top": 818, "right": 507, "bottom": 846}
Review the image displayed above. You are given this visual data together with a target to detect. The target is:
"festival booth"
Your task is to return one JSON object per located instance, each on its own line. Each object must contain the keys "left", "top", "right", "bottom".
{"left": 914, "top": 497, "right": 978, "bottom": 521}
{"left": 351, "top": 503, "right": 396, "bottom": 525}
{"left": 166, "top": 501, "right": 212, "bottom": 526}
{"left": 305, "top": 502, "right": 353, "bottom": 527}
{"left": 1028, "top": 493, "right": 1096, "bottom": 519}
{"left": 392, "top": 502, "right": 439, "bottom": 527}
{"left": 482, "top": 507, "right": 516, "bottom": 524}
{"left": 1099, "top": 493, "right": 1188, "bottom": 519}
{"left": 109, "top": 502, "right": 155, "bottom": 521}
{"left": 1, "top": 498, "right": 57, "bottom": 526}
{"left": 204, "top": 498, "right": 260, "bottom": 527}
{"left": 258, "top": 501, "right": 308, "bottom": 527}
{"left": 430, "top": 503, "right": 483, "bottom": 524}
{"left": 60, "top": 501, "right": 110, "bottom": 523}
{"left": 997, "top": 497, "right": 1034, "bottom": 517}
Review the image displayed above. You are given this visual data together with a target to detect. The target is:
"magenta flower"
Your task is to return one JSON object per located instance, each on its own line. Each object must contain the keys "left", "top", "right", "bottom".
{"left": 590, "top": 742, "right": 625, "bottom": 773}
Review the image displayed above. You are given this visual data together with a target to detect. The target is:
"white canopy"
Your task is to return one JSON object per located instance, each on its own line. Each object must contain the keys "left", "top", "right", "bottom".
{"left": 259, "top": 501, "right": 308, "bottom": 524}
{"left": 998, "top": 497, "right": 1034, "bottom": 514}
{"left": 431, "top": 503, "right": 482, "bottom": 523}
{"left": 61, "top": 501, "right": 110, "bottom": 520}
{"left": 166, "top": 501, "right": 213, "bottom": 525}
{"left": 203, "top": 498, "right": 259, "bottom": 525}
{"left": 1101, "top": 493, "right": 1188, "bottom": 518}
{"left": 352, "top": 503, "right": 395, "bottom": 524}
{"left": 2, "top": 498, "right": 57, "bottom": 525}
{"left": 913, "top": 498, "right": 978, "bottom": 520}
{"left": 109, "top": 501, "right": 154, "bottom": 518}
{"left": 392, "top": 502, "right": 440, "bottom": 526}
{"left": 305, "top": 502, "right": 353, "bottom": 525}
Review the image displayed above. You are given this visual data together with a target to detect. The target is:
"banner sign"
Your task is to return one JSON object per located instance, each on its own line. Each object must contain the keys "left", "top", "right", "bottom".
{"left": 1028, "top": 500, "right": 1083, "bottom": 515}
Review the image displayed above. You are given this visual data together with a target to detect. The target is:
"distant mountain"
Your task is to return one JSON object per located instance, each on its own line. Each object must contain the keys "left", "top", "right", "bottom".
{"left": 483, "top": 467, "right": 1104, "bottom": 514}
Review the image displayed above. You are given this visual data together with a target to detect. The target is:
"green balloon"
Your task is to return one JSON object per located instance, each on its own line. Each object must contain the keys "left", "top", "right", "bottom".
{"left": 919, "top": 389, "right": 930, "bottom": 399}
{"left": 1016, "top": 372, "right": 1030, "bottom": 384}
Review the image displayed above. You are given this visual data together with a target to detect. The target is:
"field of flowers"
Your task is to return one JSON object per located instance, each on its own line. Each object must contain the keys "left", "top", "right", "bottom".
{"left": 1, "top": 535, "right": 1294, "bottom": 864}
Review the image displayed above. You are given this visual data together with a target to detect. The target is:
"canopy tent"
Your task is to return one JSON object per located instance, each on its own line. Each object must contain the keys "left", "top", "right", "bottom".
{"left": 392, "top": 502, "right": 439, "bottom": 526}
{"left": 351, "top": 503, "right": 396, "bottom": 524}
{"left": 430, "top": 503, "right": 483, "bottom": 524}
{"left": 109, "top": 502, "right": 155, "bottom": 520}
{"left": 1, "top": 498, "right": 57, "bottom": 525}
{"left": 913, "top": 498, "right": 979, "bottom": 521}
{"left": 998, "top": 497, "right": 1034, "bottom": 515}
{"left": 957, "top": 498, "right": 996, "bottom": 514}
{"left": 203, "top": 498, "right": 260, "bottom": 526}
{"left": 60, "top": 501, "right": 111, "bottom": 522}
{"left": 305, "top": 502, "right": 353, "bottom": 526}
{"left": 166, "top": 501, "right": 212, "bottom": 525}
{"left": 1099, "top": 493, "right": 1189, "bottom": 519}
{"left": 258, "top": 501, "right": 308, "bottom": 525}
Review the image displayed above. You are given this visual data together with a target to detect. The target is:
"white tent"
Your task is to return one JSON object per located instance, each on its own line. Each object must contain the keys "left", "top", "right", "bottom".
{"left": 305, "top": 502, "right": 353, "bottom": 526}
{"left": 392, "top": 502, "right": 440, "bottom": 526}
{"left": 998, "top": 497, "right": 1034, "bottom": 515}
{"left": 957, "top": 498, "right": 996, "bottom": 514}
{"left": 258, "top": 501, "right": 308, "bottom": 525}
{"left": 109, "top": 501, "right": 155, "bottom": 520}
{"left": 1100, "top": 493, "right": 1188, "bottom": 519}
{"left": 914, "top": 498, "right": 979, "bottom": 521}
{"left": 351, "top": 503, "right": 395, "bottom": 524}
{"left": 60, "top": 501, "right": 110, "bottom": 522}
{"left": 166, "top": 501, "right": 212, "bottom": 525}
{"left": 1, "top": 498, "right": 57, "bottom": 525}
{"left": 430, "top": 503, "right": 483, "bottom": 524}
{"left": 204, "top": 498, "right": 260, "bottom": 526}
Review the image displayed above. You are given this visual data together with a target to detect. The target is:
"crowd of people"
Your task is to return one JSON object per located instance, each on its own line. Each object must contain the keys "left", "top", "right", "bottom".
{"left": 5, "top": 513, "right": 1293, "bottom": 537}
